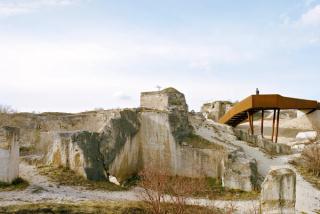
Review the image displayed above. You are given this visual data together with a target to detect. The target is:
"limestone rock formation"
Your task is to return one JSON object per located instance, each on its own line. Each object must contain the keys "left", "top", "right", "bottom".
{"left": 201, "top": 101, "right": 233, "bottom": 121}
{"left": 1, "top": 87, "right": 260, "bottom": 191}
{"left": 46, "top": 109, "right": 141, "bottom": 181}
{"left": 223, "top": 150, "right": 258, "bottom": 192}
{"left": 260, "top": 167, "right": 296, "bottom": 214}
{"left": 189, "top": 114, "right": 259, "bottom": 191}
{"left": 0, "top": 126, "right": 20, "bottom": 183}
{"left": 138, "top": 88, "right": 226, "bottom": 179}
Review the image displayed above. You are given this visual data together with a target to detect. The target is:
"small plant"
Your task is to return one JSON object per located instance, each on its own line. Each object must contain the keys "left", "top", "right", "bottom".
{"left": 301, "top": 144, "right": 320, "bottom": 177}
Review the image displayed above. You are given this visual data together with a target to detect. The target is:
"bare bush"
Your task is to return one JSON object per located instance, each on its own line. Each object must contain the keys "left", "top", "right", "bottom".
{"left": 138, "top": 168, "right": 169, "bottom": 214}
{"left": 167, "top": 176, "right": 208, "bottom": 214}
{"left": 138, "top": 168, "right": 209, "bottom": 214}
{"left": 301, "top": 144, "right": 320, "bottom": 177}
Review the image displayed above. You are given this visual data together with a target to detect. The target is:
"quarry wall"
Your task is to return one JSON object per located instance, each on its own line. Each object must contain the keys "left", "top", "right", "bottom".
{"left": 137, "top": 111, "right": 226, "bottom": 178}
{"left": 1, "top": 88, "right": 259, "bottom": 191}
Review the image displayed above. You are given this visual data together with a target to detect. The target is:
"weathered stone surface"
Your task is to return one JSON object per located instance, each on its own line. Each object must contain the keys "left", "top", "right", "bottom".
{"left": 141, "top": 88, "right": 192, "bottom": 142}
{"left": 0, "top": 126, "right": 20, "bottom": 183}
{"left": 189, "top": 113, "right": 259, "bottom": 191}
{"left": 260, "top": 168, "right": 296, "bottom": 214}
{"left": 2, "top": 87, "right": 260, "bottom": 191}
{"left": 137, "top": 111, "right": 227, "bottom": 178}
{"left": 234, "top": 129, "right": 292, "bottom": 155}
{"left": 223, "top": 150, "right": 258, "bottom": 191}
{"left": 46, "top": 109, "right": 141, "bottom": 181}
{"left": 201, "top": 101, "right": 233, "bottom": 121}
{"left": 296, "top": 131, "right": 317, "bottom": 141}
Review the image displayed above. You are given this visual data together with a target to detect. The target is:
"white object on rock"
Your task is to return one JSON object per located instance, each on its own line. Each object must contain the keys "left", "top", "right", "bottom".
{"left": 109, "top": 175, "right": 120, "bottom": 185}
{"left": 296, "top": 131, "right": 317, "bottom": 141}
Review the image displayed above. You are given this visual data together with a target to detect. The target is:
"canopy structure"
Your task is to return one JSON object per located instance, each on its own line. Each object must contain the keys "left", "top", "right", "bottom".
{"left": 219, "top": 94, "right": 319, "bottom": 143}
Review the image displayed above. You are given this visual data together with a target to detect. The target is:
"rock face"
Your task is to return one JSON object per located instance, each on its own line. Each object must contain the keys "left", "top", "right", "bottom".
{"left": 46, "top": 109, "right": 141, "bottom": 181}
{"left": 234, "top": 129, "right": 292, "bottom": 155}
{"left": 223, "top": 150, "right": 258, "bottom": 192}
{"left": 260, "top": 168, "right": 296, "bottom": 214}
{"left": 189, "top": 115, "right": 259, "bottom": 191}
{"left": 2, "top": 87, "right": 259, "bottom": 192}
{"left": 201, "top": 101, "right": 233, "bottom": 121}
{"left": 0, "top": 126, "right": 20, "bottom": 183}
{"left": 139, "top": 88, "right": 226, "bottom": 178}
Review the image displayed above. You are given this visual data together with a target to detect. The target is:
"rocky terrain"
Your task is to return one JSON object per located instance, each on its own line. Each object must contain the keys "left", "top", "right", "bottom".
{"left": 0, "top": 87, "right": 320, "bottom": 213}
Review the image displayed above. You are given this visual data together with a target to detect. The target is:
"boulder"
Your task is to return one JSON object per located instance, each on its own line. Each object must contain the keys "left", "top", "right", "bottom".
{"left": 296, "top": 131, "right": 317, "bottom": 141}
{"left": 223, "top": 150, "right": 258, "bottom": 191}
{"left": 260, "top": 167, "right": 296, "bottom": 214}
{"left": 0, "top": 126, "right": 20, "bottom": 183}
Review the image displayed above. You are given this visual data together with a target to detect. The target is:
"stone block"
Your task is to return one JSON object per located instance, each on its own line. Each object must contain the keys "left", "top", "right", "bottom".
{"left": 260, "top": 168, "right": 296, "bottom": 214}
{"left": 0, "top": 126, "right": 20, "bottom": 183}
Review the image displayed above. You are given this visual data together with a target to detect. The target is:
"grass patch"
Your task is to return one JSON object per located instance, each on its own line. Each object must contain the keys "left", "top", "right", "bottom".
{"left": 0, "top": 177, "right": 29, "bottom": 191}
{"left": 0, "top": 201, "right": 146, "bottom": 214}
{"left": 182, "top": 133, "right": 224, "bottom": 150}
{"left": 199, "top": 177, "right": 259, "bottom": 201}
{"left": 292, "top": 163, "right": 320, "bottom": 190}
{"left": 0, "top": 201, "right": 222, "bottom": 214}
{"left": 37, "top": 165, "right": 124, "bottom": 191}
{"left": 289, "top": 157, "right": 320, "bottom": 190}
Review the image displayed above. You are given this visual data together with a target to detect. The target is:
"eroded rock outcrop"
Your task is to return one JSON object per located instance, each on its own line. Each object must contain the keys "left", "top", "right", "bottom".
{"left": 189, "top": 114, "right": 259, "bottom": 191}
{"left": 201, "top": 101, "right": 233, "bottom": 121}
{"left": 46, "top": 109, "right": 141, "bottom": 181}
{"left": 260, "top": 168, "right": 296, "bottom": 214}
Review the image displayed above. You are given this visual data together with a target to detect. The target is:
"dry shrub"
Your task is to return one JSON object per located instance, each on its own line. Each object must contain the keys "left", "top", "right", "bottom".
{"left": 167, "top": 176, "right": 208, "bottom": 214}
{"left": 138, "top": 168, "right": 209, "bottom": 214}
{"left": 138, "top": 168, "right": 169, "bottom": 214}
{"left": 301, "top": 144, "right": 320, "bottom": 177}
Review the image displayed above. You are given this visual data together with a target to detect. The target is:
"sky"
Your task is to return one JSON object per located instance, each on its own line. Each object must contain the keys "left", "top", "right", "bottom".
{"left": 0, "top": 0, "right": 320, "bottom": 112}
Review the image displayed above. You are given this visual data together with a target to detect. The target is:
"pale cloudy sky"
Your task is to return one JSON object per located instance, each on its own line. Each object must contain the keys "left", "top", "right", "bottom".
{"left": 0, "top": 0, "right": 319, "bottom": 112}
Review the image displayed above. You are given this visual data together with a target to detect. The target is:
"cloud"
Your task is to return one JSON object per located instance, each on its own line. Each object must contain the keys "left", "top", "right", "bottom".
{"left": 299, "top": 4, "right": 320, "bottom": 26}
{"left": 0, "top": 0, "right": 85, "bottom": 16}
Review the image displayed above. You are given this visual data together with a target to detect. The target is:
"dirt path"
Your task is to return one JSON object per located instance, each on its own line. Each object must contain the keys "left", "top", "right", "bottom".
{"left": 0, "top": 162, "right": 258, "bottom": 213}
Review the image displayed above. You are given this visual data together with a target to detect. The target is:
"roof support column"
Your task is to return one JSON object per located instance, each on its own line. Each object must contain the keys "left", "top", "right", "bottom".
{"left": 275, "top": 109, "right": 280, "bottom": 143}
{"left": 261, "top": 109, "right": 264, "bottom": 138}
{"left": 247, "top": 111, "right": 254, "bottom": 135}
{"left": 271, "top": 109, "right": 276, "bottom": 142}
